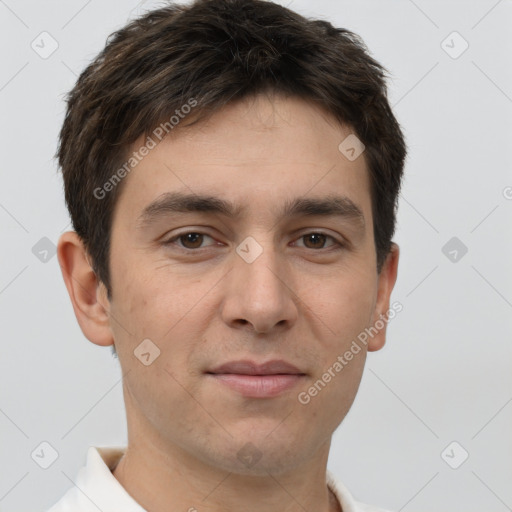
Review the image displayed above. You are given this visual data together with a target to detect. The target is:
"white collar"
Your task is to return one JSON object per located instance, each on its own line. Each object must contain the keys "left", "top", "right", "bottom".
{"left": 47, "top": 446, "right": 388, "bottom": 512}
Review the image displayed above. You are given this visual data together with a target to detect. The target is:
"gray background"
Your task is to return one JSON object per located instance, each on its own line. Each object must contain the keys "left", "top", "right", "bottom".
{"left": 1, "top": 0, "right": 511, "bottom": 511}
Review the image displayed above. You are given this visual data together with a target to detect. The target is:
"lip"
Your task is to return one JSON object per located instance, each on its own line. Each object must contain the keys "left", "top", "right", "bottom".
{"left": 208, "top": 359, "right": 304, "bottom": 376}
{"left": 206, "top": 360, "right": 306, "bottom": 398}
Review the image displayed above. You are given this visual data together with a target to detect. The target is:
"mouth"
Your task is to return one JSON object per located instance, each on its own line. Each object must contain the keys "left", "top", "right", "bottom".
{"left": 205, "top": 359, "right": 307, "bottom": 398}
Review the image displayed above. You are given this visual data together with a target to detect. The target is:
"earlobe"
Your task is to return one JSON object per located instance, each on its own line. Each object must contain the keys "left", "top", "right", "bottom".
{"left": 367, "top": 242, "right": 400, "bottom": 352}
{"left": 57, "top": 231, "right": 114, "bottom": 347}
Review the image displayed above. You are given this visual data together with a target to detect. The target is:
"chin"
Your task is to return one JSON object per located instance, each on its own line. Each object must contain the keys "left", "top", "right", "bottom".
{"left": 201, "top": 429, "right": 312, "bottom": 477}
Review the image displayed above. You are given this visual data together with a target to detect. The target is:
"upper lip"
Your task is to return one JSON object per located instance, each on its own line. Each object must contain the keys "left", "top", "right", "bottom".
{"left": 207, "top": 360, "right": 305, "bottom": 375}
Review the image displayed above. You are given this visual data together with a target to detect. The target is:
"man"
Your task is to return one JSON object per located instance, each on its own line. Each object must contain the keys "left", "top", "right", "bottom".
{"left": 50, "top": 0, "right": 407, "bottom": 510}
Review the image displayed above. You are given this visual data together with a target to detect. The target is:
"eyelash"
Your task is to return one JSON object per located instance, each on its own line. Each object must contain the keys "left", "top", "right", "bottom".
{"left": 162, "top": 230, "right": 345, "bottom": 252}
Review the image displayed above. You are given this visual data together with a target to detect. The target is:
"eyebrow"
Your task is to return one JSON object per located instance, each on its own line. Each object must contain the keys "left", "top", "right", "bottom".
{"left": 136, "top": 191, "right": 365, "bottom": 230}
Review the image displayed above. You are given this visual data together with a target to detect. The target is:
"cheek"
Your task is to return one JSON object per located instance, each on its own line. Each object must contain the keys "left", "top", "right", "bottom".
{"left": 301, "top": 266, "right": 376, "bottom": 348}
{"left": 110, "top": 254, "right": 200, "bottom": 340}
{"left": 332, "top": 283, "right": 375, "bottom": 342}
{"left": 294, "top": 338, "right": 367, "bottom": 442}
{"left": 297, "top": 283, "right": 372, "bottom": 432}
{"left": 295, "top": 270, "right": 374, "bottom": 424}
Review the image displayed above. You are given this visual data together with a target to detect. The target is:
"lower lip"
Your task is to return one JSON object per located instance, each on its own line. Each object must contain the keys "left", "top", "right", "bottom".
{"left": 208, "top": 374, "right": 305, "bottom": 398}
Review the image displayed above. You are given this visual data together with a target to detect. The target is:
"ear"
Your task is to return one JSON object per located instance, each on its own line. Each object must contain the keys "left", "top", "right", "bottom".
{"left": 367, "top": 242, "right": 400, "bottom": 352}
{"left": 57, "top": 231, "right": 114, "bottom": 347}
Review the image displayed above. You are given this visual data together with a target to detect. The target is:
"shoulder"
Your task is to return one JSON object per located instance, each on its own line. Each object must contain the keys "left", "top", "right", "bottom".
{"left": 326, "top": 470, "right": 394, "bottom": 512}
{"left": 354, "top": 502, "right": 395, "bottom": 512}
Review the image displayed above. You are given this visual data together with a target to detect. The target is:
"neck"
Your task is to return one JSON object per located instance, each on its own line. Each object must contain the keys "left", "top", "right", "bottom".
{"left": 112, "top": 436, "right": 341, "bottom": 512}
{"left": 112, "top": 383, "right": 342, "bottom": 512}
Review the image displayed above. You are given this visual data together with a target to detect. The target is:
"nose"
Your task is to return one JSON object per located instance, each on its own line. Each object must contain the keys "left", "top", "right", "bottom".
{"left": 220, "top": 237, "right": 299, "bottom": 334}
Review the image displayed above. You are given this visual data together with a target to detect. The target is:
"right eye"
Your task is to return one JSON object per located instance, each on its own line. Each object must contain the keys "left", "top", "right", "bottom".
{"left": 162, "top": 231, "right": 218, "bottom": 250}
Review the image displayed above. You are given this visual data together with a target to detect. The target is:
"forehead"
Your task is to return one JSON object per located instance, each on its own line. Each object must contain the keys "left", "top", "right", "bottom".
{"left": 112, "top": 94, "right": 372, "bottom": 229}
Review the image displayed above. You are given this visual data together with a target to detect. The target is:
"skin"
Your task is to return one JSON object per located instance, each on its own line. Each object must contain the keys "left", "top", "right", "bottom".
{"left": 57, "top": 93, "right": 399, "bottom": 512}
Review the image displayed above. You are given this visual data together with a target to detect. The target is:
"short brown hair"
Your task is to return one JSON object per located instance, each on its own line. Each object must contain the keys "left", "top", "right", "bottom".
{"left": 58, "top": 0, "right": 407, "bottom": 302}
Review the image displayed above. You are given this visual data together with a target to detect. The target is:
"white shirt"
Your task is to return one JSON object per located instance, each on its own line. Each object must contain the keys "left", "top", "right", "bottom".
{"left": 46, "top": 446, "right": 392, "bottom": 512}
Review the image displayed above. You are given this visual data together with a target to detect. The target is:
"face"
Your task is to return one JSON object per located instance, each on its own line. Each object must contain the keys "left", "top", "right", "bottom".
{"left": 63, "top": 93, "right": 398, "bottom": 476}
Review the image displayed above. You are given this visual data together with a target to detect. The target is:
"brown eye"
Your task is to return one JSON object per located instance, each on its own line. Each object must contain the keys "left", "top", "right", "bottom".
{"left": 303, "top": 233, "right": 328, "bottom": 249}
{"left": 179, "top": 233, "right": 204, "bottom": 249}
{"left": 296, "top": 232, "right": 340, "bottom": 250}
{"left": 164, "top": 232, "right": 216, "bottom": 250}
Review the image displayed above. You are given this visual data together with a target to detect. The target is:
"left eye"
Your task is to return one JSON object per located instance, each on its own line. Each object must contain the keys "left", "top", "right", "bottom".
{"left": 293, "top": 232, "right": 340, "bottom": 250}
{"left": 163, "top": 231, "right": 341, "bottom": 250}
